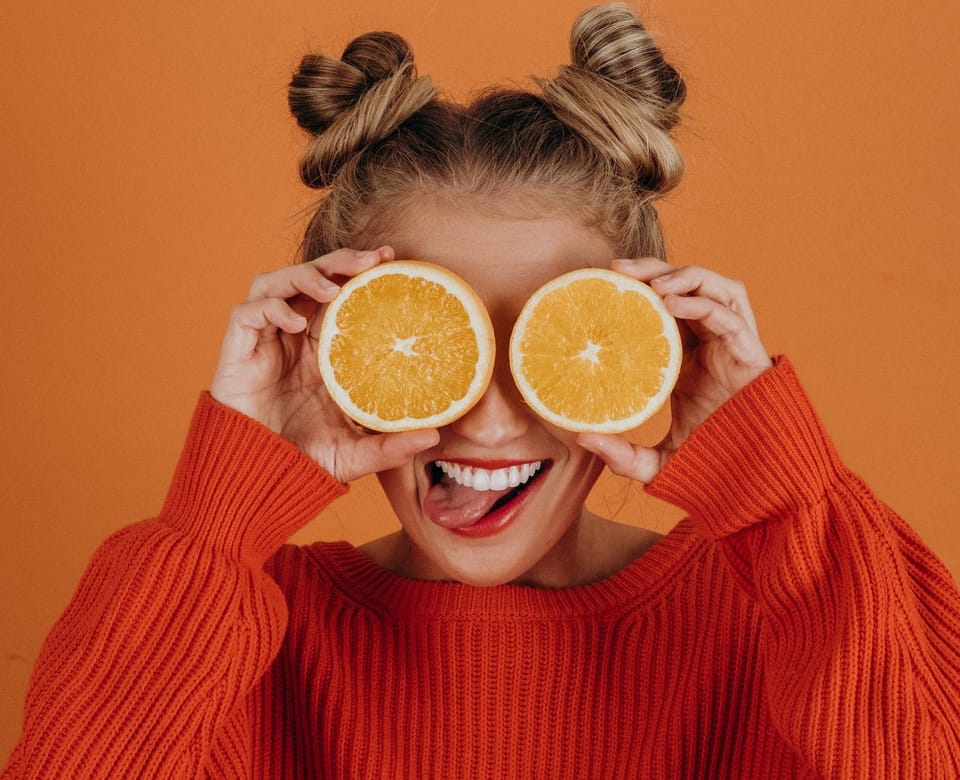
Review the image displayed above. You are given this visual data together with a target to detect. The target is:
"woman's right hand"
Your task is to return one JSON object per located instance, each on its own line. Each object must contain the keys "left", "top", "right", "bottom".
{"left": 209, "top": 246, "right": 439, "bottom": 483}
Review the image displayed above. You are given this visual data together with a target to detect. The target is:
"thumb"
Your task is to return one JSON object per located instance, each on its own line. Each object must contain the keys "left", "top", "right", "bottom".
{"left": 376, "top": 428, "right": 440, "bottom": 470}
{"left": 341, "top": 428, "right": 440, "bottom": 481}
{"left": 577, "top": 433, "right": 664, "bottom": 485}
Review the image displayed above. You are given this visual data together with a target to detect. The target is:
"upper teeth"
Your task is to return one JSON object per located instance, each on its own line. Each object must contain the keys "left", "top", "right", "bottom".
{"left": 436, "top": 460, "right": 543, "bottom": 492}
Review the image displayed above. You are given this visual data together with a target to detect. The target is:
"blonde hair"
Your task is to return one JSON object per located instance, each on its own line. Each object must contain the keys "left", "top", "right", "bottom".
{"left": 288, "top": 3, "right": 686, "bottom": 261}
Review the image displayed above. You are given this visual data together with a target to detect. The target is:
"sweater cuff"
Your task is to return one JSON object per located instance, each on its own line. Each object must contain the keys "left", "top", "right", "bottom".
{"left": 645, "top": 357, "right": 846, "bottom": 539}
{"left": 160, "top": 392, "right": 348, "bottom": 565}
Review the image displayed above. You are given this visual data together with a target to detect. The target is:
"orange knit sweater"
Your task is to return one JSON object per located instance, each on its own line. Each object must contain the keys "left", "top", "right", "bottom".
{"left": 3, "top": 359, "right": 959, "bottom": 778}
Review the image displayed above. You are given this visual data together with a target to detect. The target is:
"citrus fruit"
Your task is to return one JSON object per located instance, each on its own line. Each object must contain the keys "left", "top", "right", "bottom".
{"left": 509, "top": 268, "right": 682, "bottom": 433}
{"left": 318, "top": 261, "right": 495, "bottom": 432}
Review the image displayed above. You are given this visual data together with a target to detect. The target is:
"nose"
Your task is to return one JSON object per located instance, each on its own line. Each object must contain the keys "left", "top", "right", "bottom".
{"left": 447, "top": 372, "right": 530, "bottom": 448}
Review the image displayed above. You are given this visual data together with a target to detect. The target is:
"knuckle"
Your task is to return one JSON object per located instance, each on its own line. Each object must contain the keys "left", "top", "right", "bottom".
{"left": 263, "top": 297, "right": 287, "bottom": 316}
{"left": 228, "top": 302, "right": 250, "bottom": 323}
{"left": 309, "top": 248, "right": 353, "bottom": 271}
{"left": 329, "top": 247, "right": 365, "bottom": 264}
{"left": 348, "top": 253, "right": 378, "bottom": 271}
{"left": 728, "top": 279, "right": 750, "bottom": 305}
{"left": 247, "top": 271, "right": 271, "bottom": 298}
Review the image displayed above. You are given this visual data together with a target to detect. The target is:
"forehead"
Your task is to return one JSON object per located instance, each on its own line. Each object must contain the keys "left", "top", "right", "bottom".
{"left": 385, "top": 200, "right": 616, "bottom": 312}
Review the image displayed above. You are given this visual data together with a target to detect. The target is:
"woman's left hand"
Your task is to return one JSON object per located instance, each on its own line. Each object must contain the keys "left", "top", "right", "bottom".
{"left": 577, "top": 257, "right": 773, "bottom": 483}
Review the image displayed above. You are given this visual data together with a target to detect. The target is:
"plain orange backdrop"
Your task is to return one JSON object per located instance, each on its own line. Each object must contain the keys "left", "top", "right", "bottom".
{"left": 2, "top": 0, "right": 958, "bottom": 763}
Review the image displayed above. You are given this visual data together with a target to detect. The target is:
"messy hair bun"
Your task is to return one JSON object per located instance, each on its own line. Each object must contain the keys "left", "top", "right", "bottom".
{"left": 291, "top": 4, "right": 686, "bottom": 262}
{"left": 538, "top": 3, "right": 685, "bottom": 195}
{"left": 288, "top": 31, "right": 436, "bottom": 188}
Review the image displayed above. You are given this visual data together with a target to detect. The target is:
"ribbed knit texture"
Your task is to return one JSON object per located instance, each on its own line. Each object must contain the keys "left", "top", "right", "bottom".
{"left": 4, "top": 360, "right": 960, "bottom": 778}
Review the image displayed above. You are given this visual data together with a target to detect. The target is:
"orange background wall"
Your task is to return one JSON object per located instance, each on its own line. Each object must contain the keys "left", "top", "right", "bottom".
{"left": 2, "top": 0, "right": 958, "bottom": 762}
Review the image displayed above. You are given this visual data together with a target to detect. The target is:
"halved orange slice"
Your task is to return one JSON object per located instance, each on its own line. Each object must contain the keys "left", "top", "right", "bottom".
{"left": 509, "top": 268, "right": 682, "bottom": 433}
{"left": 318, "top": 261, "right": 495, "bottom": 432}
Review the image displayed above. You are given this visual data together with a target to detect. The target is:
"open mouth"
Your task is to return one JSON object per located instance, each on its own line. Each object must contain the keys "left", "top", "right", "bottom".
{"left": 423, "top": 459, "right": 549, "bottom": 535}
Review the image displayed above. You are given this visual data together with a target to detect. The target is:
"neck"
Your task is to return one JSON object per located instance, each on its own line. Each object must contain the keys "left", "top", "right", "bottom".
{"left": 361, "top": 511, "right": 663, "bottom": 589}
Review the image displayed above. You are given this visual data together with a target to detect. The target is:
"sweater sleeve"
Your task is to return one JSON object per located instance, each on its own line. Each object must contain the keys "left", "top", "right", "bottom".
{"left": 647, "top": 357, "right": 960, "bottom": 777}
{"left": 1, "top": 393, "right": 347, "bottom": 779}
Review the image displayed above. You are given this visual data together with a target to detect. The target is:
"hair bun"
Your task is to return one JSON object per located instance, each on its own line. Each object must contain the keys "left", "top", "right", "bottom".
{"left": 570, "top": 3, "right": 685, "bottom": 129}
{"left": 538, "top": 3, "right": 686, "bottom": 195}
{"left": 289, "top": 31, "right": 436, "bottom": 188}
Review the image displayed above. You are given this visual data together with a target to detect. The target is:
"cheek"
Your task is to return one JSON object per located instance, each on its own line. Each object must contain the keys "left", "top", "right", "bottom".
{"left": 558, "top": 434, "right": 605, "bottom": 488}
{"left": 542, "top": 424, "right": 593, "bottom": 467}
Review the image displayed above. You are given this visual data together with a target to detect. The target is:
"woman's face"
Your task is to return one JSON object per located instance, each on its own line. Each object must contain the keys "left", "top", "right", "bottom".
{"left": 374, "top": 199, "right": 617, "bottom": 587}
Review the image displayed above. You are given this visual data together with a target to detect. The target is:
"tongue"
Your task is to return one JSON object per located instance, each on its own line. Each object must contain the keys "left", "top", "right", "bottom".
{"left": 423, "top": 477, "right": 515, "bottom": 529}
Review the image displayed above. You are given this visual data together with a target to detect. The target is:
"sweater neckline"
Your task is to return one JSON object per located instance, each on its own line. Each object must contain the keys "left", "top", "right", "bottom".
{"left": 307, "top": 518, "right": 703, "bottom": 619}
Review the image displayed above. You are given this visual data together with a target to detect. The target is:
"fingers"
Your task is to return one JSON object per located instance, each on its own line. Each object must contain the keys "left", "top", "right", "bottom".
{"left": 613, "top": 257, "right": 762, "bottom": 347}
{"left": 577, "top": 433, "right": 664, "bottom": 485}
{"left": 649, "top": 266, "right": 758, "bottom": 334}
{"left": 661, "top": 294, "right": 769, "bottom": 365}
{"left": 368, "top": 429, "right": 440, "bottom": 472}
{"left": 313, "top": 245, "right": 395, "bottom": 286}
{"left": 334, "top": 428, "right": 440, "bottom": 483}
{"left": 247, "top": 246, "right": 393, "bottom": 303}
{"left": 611, "top": 256, "right": 676, "bottom": 283}
{"left": 613, "top": 258, "right": 756, "bottom": 325}
{"left": 220, "top": 298, "right": 308, "bottom": 360}
{"left": 247, "top": 262, "right": 338, "bottom": 305}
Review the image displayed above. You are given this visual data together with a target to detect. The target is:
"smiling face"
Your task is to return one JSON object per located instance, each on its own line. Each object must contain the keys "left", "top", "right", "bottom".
{"left": 370, "top": 198, "right": 620, "bottom": 587}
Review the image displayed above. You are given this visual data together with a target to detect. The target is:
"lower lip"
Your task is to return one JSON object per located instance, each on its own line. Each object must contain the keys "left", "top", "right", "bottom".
{"left": 448, "top": 465, "right": 549, "bottom": 539}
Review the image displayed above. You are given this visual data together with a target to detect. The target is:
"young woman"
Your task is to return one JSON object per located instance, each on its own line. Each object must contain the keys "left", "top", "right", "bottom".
{"left": 4, "top": 4, "right": 959, "bottom": 777}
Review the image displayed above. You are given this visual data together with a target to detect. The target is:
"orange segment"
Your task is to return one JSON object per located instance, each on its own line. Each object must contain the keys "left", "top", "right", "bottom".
{"left": 509, "top": 268, "right": 681, "bottom": 433}
{"left": 318, "top": 261, "right": 495, "bottom": 432}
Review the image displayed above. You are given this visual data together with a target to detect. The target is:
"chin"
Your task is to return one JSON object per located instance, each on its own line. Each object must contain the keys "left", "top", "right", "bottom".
{"left": 443, "top": 566, "right": 531, "bottom": 588}
{"left": 422, "top": 539, "right": 558, "bottom": 588}
{"left": 451, "top": 570, "right": 517, "bottom": 588}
